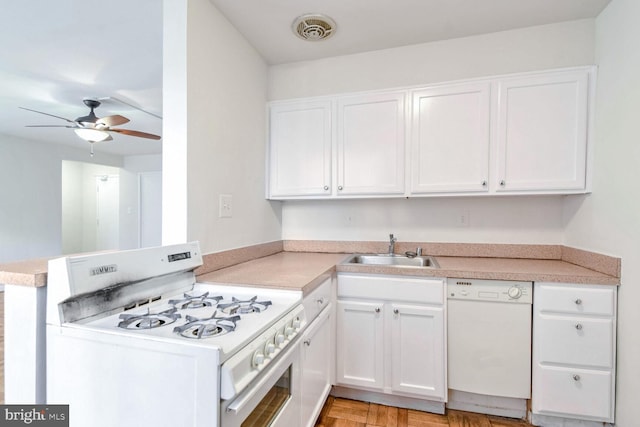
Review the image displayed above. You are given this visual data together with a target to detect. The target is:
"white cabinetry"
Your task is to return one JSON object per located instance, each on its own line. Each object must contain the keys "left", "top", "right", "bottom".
{"left": 336, "top": 92, "right": 406, "bottom": 196}
{"left": 268, "top": 66, "right": 594, "bottom": 199}
{"left": 336, "top": 273, "right": 446, "bottom": 401}
{"left": 268, "top": 91, "right": 406, "bottom": 199}
{"left": 300, "top": 278, "right": 333, "bottom": 427}
{"left": 495, "top": 69, "right": 590, "bottom": 193}
{"left": 410, "top": 82, "right": 491, "bottom": 194}
{"left": 532, "top": 282, "right": 617, "bottom": 423}
{"left": 268, "top": 100, "right": 332, "bottom": 198}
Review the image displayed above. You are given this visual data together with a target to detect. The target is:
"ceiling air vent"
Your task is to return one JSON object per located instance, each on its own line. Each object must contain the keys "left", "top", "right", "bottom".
{"left": 292, "top": 14, "right": 336, "bottom": 41}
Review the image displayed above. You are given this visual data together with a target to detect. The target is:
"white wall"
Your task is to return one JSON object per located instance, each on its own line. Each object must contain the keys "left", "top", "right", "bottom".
{"left": 270, "top": 20, "right": 595, "bottom": 245}
{"left": 163, "top": 0, "right": 281, "bottom": 254}
{"left": 0, "top": 134, "right": 122, "bottom": 263}
{"left": 269, "top": 19, "right": 595, "bottom": 100}
{"left": 283, "top": 197, "right": 565, "bottom": 243}
{"left": 563, "top": 1, "right": 640, "bottom": 424}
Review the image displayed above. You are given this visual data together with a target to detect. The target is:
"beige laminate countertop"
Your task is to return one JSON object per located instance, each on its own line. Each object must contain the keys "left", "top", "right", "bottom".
{"left": 1, "top": 250, "right": 620, "bottom": 290}
{"left": 197, "top": 252, "right": 350, "bottom": 295}
{"left": 197, "top": 251, "right": 619, "bottom": 295}
{"left": 0, "top": 258, "right": 49, "bottom": 287}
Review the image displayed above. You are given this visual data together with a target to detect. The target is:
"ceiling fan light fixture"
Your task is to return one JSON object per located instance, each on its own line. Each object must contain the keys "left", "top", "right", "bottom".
{"left": 292, "top": 13, "right": 336, "bottom": 41}
{"left": 74, "top": 128, "right": 110, "bottom": 142}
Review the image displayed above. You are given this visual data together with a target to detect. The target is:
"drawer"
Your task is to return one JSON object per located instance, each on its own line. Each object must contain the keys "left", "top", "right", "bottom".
{"left": 532, "top": 365, "right": 613, "bottom": 421}
{"left": 535, "top": 314, "right": 614, "bottom": 368}
{"left": 303, "top": 278, "right": 332, "bottom": 322}
{"left": 534, "top": 283, "right": 616, "bottom": 316}
{"left": 338, "top": 273, "right": 443, "bottom": 304}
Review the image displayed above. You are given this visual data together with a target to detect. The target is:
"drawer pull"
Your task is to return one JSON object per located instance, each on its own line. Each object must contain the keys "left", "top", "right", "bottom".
{"left": 375, "top": 307, "right": 381, "bottom": 313}
{"left": 304, "top": 339, "right": 311, "bottom": 346}
{"left": 575, "top": 323, "right": 583, "bottom": 330}
{"left": 393, "top": 308, "right": 399, "bottom": 315}
{"left": 572, "top": 374, "right": 581, "bottom": 381}
{"left": 575, "top": 298, "right": 582, "bottom": 305}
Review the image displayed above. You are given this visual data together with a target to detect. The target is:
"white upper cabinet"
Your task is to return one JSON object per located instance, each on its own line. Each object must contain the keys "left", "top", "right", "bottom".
{"left": 267, "top": 66, "right": 594, "bottom": 199}
{"left": 268, "top": 100, "right": 332, "bottom": 198}
{"left": 410, "top": 82, "right": 491, "bottom": 194}
{"left": 495, "top": 69, "right": 590, "bottom": 193}
{"left": 336, "top": 92, "right": 406, "bottom": 196}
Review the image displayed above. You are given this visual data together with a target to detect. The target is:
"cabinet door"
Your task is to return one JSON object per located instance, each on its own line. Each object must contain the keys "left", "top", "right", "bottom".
{"left": 390, "top": 303, "right": 445, "bottom": 399}
{"left": 300, "top": 307, "right": 332, "bottom": 427}
{"left": 336, "top": 300, "right": 384, "bottom": 390}
{"left": 336, "top": 92, "right": 406, "bottom": 196}
{"left": 495, "top": 69, "right": 590, "bottom": 192}
{"left": 410, "top": 82, "right": 491, "bottom": 194}
{"left": 269, "top": 100, "right": 332, "bottom": 198}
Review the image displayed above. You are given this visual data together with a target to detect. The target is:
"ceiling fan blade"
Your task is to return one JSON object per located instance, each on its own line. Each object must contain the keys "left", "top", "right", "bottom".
{"left": 19, "top": 107, "right": 76, "bottom": 124}
{"left": 26, "top": 125, "right": 77, "bottom": 128}
{"left": 110, "top": 129, "right": 161, "bottom": 140}
{"left": 97, "top": 114, "right": 130, "bottom": 127}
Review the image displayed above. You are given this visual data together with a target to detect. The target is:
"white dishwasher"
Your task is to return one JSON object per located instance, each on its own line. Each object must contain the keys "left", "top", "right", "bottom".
{"left": 447, "top": 278, "right": 532, "bottom": 400}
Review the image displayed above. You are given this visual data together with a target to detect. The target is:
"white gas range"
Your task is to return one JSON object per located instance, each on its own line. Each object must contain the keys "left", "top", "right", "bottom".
{"left": 46, "top": 242, "right": 306, "bottom": 427}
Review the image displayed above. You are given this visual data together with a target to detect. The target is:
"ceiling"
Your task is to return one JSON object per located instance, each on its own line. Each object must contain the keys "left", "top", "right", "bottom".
{"left": 0, "top": 0, "right": 611, "bottom": 157}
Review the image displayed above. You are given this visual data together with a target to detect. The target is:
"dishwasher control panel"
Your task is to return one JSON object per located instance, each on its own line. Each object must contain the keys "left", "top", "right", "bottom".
{"left": 447, "top": 278, "right": 532, "bottom": 303}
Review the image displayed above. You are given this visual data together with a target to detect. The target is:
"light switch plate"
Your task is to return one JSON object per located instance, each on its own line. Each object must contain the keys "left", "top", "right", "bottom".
{"left": 219, "top": 194, "right": 233, "bottom": 218}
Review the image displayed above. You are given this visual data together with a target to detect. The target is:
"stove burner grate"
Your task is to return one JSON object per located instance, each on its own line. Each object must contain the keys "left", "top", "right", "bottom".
{"left": 218, "top": 296, "right": 272, "bottom": 315}
{"left": 118, "top": 307, "right": 181, "bottom": 330}
{"left": 168, "top": 291, "right": 223, "bottom": 309}
{"left": 173, "top": 311, "right": 241, "bottom": 339}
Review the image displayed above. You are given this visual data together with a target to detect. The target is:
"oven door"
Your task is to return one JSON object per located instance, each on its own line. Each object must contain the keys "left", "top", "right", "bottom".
{"left": 221, "top": 340, "right": 300, "bottom": 427}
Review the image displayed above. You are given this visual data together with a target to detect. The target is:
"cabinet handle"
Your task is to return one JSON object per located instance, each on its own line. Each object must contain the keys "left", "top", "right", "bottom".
{"left": 575, "top": 323, "right": 583, "bottom": 330}
{"left": 572, "top": 374, "right": 581, "bottom": 382}
{"left": 575, "top": 298, "right": 582, "bottom": 305}
{"left": 316, "top": 298, "right": 325, "bottom": 305}
{"left": 323, "top": 185, "right": 329, "bottom": 191}
{"left": 338, "top": 185, "right": 343, "bottom": 191}
{"left": 393, "top": 308, "right": 399, "bottom": 315}
{"left": 499, "top": 180, "right": 506, "bottom": 186}
{"left": 374, "top": 307, "right": 381, "bottom": 313}
{"left": 304, "top": 339, "right": 311, "bottom": 346}
{"left": 481, "top": 180, "right": 487, "bottom": 187}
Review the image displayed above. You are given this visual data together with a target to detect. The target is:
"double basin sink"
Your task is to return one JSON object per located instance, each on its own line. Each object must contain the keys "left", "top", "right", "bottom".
{"left": 344, "top": 253, "right": 440, "bottom": 269}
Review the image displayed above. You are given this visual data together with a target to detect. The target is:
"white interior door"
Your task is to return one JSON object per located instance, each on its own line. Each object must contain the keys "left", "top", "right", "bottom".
{"left": 96, "top": 175, "right": 120, "bottom": 250}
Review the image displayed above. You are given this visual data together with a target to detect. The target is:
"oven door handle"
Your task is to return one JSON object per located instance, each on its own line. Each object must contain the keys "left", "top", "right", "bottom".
{"left": 225, "top": 338, "right": 299, "bottom": 415}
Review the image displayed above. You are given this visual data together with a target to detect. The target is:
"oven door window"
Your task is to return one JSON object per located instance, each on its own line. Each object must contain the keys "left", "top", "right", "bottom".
{"left": 242, "top": 365, "right": 292, "bottom": 427}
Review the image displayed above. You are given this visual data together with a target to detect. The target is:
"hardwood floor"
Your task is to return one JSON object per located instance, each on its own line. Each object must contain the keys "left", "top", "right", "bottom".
{"left": 315, "top": 396, "right": 533, "bottom": 427}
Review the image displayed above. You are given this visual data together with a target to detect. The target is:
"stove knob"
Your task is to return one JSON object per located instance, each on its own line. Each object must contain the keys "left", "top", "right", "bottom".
{"left": 252, "top": 351, "right": 265, "bottom": 367}
{"left": 292, "top": 318, "right": 302, "bottom": 330}
{"left": 276, "top": 333, "right": 285, "bottom": 345}
{"left": 265, "top": 342, "right": 276, "bottom": 356}
{"left": 285, "top": 326, "right": 294, "bottom": 338}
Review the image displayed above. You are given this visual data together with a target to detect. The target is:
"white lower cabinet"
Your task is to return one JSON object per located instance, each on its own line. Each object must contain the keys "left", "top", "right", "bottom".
{"left": 532, "top": 282, "right": 617, "bottom": 423}
{"left": 300, "top": 305, "right": 332, "bottom": 427}
{"left": 336, "top": 273, "right": 446, "bottom": 401}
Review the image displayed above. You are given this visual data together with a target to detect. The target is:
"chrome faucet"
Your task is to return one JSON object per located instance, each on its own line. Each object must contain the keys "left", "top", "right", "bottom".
{"left": 388, "top": 234, "right": 397, "bottom": 255}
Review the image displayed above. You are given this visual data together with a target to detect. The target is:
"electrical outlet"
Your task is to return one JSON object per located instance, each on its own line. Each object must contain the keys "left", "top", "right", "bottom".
{"left": 219, "top": 194, "right": 233, "bottom": 218}
{"left": 458, "top": 209, "right": 470, "bottom": 227}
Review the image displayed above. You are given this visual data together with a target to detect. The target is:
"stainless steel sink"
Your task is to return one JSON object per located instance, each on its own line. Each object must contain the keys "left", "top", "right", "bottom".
{"left": 345, "top": 254, "right": 440, "bottom": 268}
